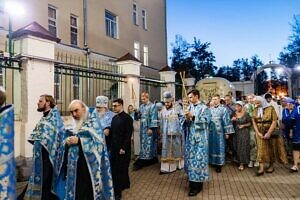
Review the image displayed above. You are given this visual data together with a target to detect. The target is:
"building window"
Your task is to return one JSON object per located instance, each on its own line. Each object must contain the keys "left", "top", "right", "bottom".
{"left": 142, "top": 9, "right": 147, "bottom": 30}
{"left": 48, "top": 5, "right": 57, "bottom": 36}
{"left": 134, "top": 41, "right": 140, "bottom": 60}
{"left": 105, "top": 10, "right": 118, "bottom": 39}
{"left": 133, "top": 3, "right": 138, "bottom": 25}
{"left": 73, "top": 71, "right": 80, "bottom": 99}
{"left": 70, "top": 15, "right": 78, "bottom": 46}
{"left": 54, "top": 71, "right": 61, "bottom": 101}
{"left": 143, "top": 45, "right": 148, "bottom": 66}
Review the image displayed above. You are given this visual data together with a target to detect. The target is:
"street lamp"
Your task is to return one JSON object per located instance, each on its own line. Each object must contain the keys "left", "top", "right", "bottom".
{"left": 4, "top": 0, "right": 25, "bottom": 58}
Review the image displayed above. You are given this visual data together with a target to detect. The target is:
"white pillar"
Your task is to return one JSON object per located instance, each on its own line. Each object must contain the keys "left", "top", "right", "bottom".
{"left": 159, "top": 69, "right": 176, "bottom": 101}
{"left": 14, "top": 35, "right": 56, "bottom": 158}
{"left": 117, "top": 60, "right": 141, "bottom": 110}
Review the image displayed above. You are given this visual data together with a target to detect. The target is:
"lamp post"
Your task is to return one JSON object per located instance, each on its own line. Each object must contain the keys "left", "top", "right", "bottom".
{"left": 8, "top": 15, "right": 12, "bottom": 58}
{"left": 4, "top": 1, "right": 25, "bottom": 59}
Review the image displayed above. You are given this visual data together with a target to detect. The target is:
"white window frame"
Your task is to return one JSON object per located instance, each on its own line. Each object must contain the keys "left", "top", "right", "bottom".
{"left": 134, "top": 41, "right": 140, "bottom": 60}
{"left": 133, "top": 3, "right": 138, "bottom": 26}
{"left": 142, "top": 9, "right": 147, "bottom": 30}
{"left": 48, "top": 5, "right": 58, "bottom": 37}
{"left": 143, "top": 45, "right": 148, "bottom": 66}
{"left": 70, "top": 14, "right": 78, "bottom": 46}
{"left": 105, "top": 10, "right": 118, "bottom": 39}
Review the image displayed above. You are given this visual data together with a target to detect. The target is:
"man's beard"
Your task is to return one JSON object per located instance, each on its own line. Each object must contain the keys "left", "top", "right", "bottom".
{"left": 166, "top": 104, "right": 172, "bottom": 110}
{"left": 72, "top": 111, "right": 88, "bottom": 132}
{"left": 37, "top": 105, "right": 46, "bottom": 112}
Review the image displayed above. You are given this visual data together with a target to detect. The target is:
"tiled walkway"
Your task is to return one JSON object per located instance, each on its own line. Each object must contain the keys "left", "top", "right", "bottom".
{"left": 123, "top": 163, "right": 300, "bottom": 200}
{"left": 17, "top": 162, "right": 300, "bottom": 199}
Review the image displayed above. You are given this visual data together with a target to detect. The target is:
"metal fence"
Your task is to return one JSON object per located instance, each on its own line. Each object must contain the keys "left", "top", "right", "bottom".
{"left": 0, "top": 56, "right": 21, "bottom": 99}
{"left": 54, "top": 58, "right": 126, "bottom": 116}
{"left": 140, "top": 78, "right": 166, "bottom": 102}
{"left": 0, "top": 55, "right": 22, "bottom": 119}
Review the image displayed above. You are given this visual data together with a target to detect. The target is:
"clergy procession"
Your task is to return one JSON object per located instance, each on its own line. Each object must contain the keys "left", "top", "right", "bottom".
{"left": 1, "top": 86, "right": 300, "bottom": 199}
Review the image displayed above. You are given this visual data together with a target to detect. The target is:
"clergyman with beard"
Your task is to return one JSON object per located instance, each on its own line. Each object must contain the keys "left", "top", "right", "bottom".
{"left": 22, "top": 94, "right": 65, "bottom": 200}
{"left": 55, "top": 100, "right": 114, "bottom": 200}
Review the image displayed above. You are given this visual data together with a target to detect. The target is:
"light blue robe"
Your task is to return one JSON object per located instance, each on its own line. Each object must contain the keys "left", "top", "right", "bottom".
{"left": 138, "top": 102, "right": 158, "bottom": 160}
{"left": 25, "top": 106, "right": 65, "bottom": 199}
{"left": 99, "top": 110, "right": 115, "bottom": 130}
{"left": 56, "top": 108, "right": 114, "bottom": 200}
{"left": 209, "top": 105, "right": 235, "bottom": 165}
{"left": 0, "top": 105, "right": 16, "bottom": 200}
{"left": 184, "top": 103, "right": 211, "bottom": 182}
{"left": 160, "top": 106, "right": 184, "bottom": 162}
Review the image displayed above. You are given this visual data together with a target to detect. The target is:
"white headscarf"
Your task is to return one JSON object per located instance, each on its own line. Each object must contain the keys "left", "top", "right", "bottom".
{"left": 255, "top": 96, "right": 270, "bottom": 118}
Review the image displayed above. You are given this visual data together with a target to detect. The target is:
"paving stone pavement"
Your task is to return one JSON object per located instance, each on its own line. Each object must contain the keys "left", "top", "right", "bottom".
{"left": 122, "top": 163, "right": 300, "bottom": 200}
{"left": 17, "top": 162, "right": 300, "bottom": 199}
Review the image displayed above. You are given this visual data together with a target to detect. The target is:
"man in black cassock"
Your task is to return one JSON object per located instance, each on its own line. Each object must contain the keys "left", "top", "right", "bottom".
{"left": 110, "top": 98, "right": 133, "bottom": 200}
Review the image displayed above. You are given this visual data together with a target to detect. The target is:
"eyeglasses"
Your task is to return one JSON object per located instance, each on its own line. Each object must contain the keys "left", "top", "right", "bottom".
{"left": 112, "top": 104, "right": 121, "bottom": 107}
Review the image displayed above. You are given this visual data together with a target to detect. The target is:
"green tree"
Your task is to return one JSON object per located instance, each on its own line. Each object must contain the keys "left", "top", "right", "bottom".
{"left": 190, "top": 38, "right": 216, "bottom": 80}
{"left": 279, "top": 15, "right": 300, "bottom": 67}
{"left": 170, "top": 35, "right": 194, "bottom": 74}
{"left": 170, "top": 35, "right": 216, "bottom": 82}
{"left": 215, "top": 66, "right": 236, "bottom": 81}
{"left": 216, "top": 55, "right": 263, "bottom": 82}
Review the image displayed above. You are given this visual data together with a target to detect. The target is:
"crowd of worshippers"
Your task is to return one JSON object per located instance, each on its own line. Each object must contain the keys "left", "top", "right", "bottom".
{"left": 7, "top": 89, "right": 299, "bottom": 199}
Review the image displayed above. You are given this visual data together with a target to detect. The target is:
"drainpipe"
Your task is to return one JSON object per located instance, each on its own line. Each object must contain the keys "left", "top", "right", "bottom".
{"left": 83, "top": 0, "right": 91, "bottom": 103}
{"left": 83, "top": 0, "right": 87, "bottom": 47}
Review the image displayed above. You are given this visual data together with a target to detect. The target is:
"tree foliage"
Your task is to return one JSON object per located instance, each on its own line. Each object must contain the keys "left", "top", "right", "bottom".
{"left": 279, "top": 15, "right": 300, "bottom": 67}
{"left": 170, "top": 35, "right": 216, "bottom": 81}
{"left": 215, "top": 55, "right": 263, "bottom": 82}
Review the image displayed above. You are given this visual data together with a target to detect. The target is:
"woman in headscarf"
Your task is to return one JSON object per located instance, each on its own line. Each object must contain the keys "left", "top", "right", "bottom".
{"left": 252, "top": 96, "right": 287, "bottom": 176}
{"left": 231, "top": 101, "right": 251, "bottom": 171}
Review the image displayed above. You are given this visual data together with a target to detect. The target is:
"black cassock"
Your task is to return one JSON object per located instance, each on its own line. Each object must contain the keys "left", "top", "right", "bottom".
{"left": 110, "top": 111, "right": 133, "bottom": 196}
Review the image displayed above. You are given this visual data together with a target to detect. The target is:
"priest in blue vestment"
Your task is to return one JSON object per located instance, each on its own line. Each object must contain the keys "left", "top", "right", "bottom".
{"left": 209, "top": 94, "right": 235, "bottom": 173}
{"left": 0, "top": 87, "right": 16, "bottom": 200}
{"left": 95, "top": 96, "right": 115, "bottom": 152}
{"left": 183, "top": 89, "right": 211, "bottom": 197}
{"left": 24, "top": 94, "right": 65, "bottom": 200}
{"left": 160, "top": 91, "right": 184, "bottom": 174}
{"left": 56, "top": 100, "right": 114, "bottom": 200}
{"left": 133, "top": 92, "right": 159, "bottom": 170}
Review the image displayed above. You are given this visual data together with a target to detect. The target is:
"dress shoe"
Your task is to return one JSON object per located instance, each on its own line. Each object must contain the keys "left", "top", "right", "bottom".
{"left": 266, "top": 168, "right": 274, "bottom": 173}
{"left": 215, "top": 165, "right": 222, "bottom": 173}
{"left": 188, "top": 189, "right": 199, "bottom": 196}
{"left": 256, "top": 171, "right": 264, "bottom": 176}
